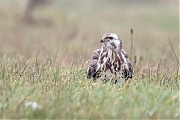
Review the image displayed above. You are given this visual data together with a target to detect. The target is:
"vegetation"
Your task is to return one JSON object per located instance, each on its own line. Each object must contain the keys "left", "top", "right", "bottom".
{"left": 0, "top": 0, "right": 179, "bottom": 119}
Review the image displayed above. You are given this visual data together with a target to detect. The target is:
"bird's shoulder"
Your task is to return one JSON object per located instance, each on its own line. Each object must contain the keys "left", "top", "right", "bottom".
{"left": 87, "top": 49, "right": 101, "bottom": 79}
{"left": 121, "top": 49, "right": 128, "bottom": 58}
{"left": 91, "top": 49, "right": 101, "bottom": 59}
{"left": 87, "top": 48, "right": 101, "bottom": 67}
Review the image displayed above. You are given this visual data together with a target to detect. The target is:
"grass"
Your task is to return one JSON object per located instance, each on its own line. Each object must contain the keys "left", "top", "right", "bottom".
{"left": 0, "top": 0, "right": 179, "bottom": 119}
{"left": 0, "top": 57, "right": 179, "bottom": 119}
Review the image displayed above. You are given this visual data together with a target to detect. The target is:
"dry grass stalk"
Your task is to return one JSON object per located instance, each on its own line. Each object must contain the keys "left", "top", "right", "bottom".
{"left": 130, "top": 28, "right": 133, "bottom": 61}
{"left": 168, "top": 37, "right": 179, "bottom": 74}
{"left": 133, "top": 55, "right": 137, "bottom": 67}
{"left": 157, "top": 44, "right": 167, "bottom": 75}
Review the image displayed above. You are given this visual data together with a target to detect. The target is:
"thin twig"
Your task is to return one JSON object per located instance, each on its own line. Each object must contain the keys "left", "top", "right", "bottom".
{"left": 168, "top": 37, "right": 179, "bottom": 74}
{"left": 157, "top": 43, "right": 167, "bottom": 75}
{"left": 168, "top": 37, "right": 179, "bottom": 64}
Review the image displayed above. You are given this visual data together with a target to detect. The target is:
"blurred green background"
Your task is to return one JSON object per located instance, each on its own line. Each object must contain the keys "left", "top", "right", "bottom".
{"left": 0, "top": 0, "right": 179, "bottom": 68}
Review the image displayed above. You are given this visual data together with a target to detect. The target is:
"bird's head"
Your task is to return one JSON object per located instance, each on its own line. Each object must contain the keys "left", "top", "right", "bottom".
{"left": 100, "top": 33, "right": 122, "bottom": 49}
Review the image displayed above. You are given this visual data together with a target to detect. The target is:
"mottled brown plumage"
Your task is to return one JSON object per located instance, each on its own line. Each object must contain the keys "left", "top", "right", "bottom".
{"left": 87, "top": 33, "right": 133, "bottom": 83}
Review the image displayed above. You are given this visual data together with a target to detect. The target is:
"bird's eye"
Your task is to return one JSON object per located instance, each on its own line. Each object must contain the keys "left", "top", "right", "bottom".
{"left": 106, "top": 37, "right": 113, "bottom": 40}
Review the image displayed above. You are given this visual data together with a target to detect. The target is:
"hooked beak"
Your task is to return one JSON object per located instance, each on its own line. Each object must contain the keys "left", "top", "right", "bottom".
{"left": 100, "top": 39, "right": 104, "bottom": 43}
{"left": 100, "top": 38, "right": 109, "bottom": 43}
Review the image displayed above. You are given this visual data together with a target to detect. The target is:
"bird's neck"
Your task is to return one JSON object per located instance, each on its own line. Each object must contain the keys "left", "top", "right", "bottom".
{"left": 102, "top": 45, "right": 121, "bottom": 52}
{"left": 100, "top": 46, "right": 119, "bottom": 61}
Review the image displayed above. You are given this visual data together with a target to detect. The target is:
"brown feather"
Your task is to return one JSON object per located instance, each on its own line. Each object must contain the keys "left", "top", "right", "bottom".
{"left": 87, "top": 49, "right": 101, "bottom": 79}
{"left": 87, "top": 33, "right": 133, "bottom": 83}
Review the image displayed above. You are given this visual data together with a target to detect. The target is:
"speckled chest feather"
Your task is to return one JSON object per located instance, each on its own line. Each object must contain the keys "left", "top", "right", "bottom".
{"left": 97, "top": 47, "right": 126, "bottom": 83}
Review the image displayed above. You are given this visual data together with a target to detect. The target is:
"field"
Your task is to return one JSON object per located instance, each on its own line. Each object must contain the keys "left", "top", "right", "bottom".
{"left": 0, "top": 0, "right": 179, "bottom": 119}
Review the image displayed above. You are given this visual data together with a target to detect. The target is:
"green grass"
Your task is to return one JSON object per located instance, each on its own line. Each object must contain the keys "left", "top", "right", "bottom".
{"left": 0, "top": 0, "right": 179, "bottom": 119}
{"left": 0, "top": 56, "right": 179, "bottom": 119}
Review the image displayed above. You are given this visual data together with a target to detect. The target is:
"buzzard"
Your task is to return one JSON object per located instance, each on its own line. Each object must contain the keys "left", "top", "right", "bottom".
{"left": 87, "top": 33, "right": 132, "bottom": 83}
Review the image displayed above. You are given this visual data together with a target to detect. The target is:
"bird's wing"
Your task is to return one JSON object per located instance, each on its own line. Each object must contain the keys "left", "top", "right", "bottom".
{"left": 121, "top": 49, "right": 128, "bottom": 58}
{"left": 121, "top": 49, "right": 133, "bottom": 79}
{"left": 87, "top": 49, "right": 101, "bottom": 79}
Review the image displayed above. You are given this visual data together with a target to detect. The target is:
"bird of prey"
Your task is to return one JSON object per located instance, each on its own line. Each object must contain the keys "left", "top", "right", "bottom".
{"left": 87, "top": 33, "right": 132, "bottom": 83}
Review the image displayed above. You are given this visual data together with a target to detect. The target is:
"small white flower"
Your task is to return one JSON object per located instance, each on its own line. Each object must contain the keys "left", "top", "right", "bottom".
{"left": 32, "top": 102, "right": 41, "bottom": 110}
{"left": 146, "top": 110, "right": 154, "bottom": 117}
{"left": 25, "top": 101, "right": 41, "bottom": 110}
{"left": 148, "top": 111, "right": 154, "bottom": 116}
{"left": 119, "top": 96, "right": 123, "bottom": 100}
{"left": 25, "top": 101, "right": 32, "bottom": 107}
